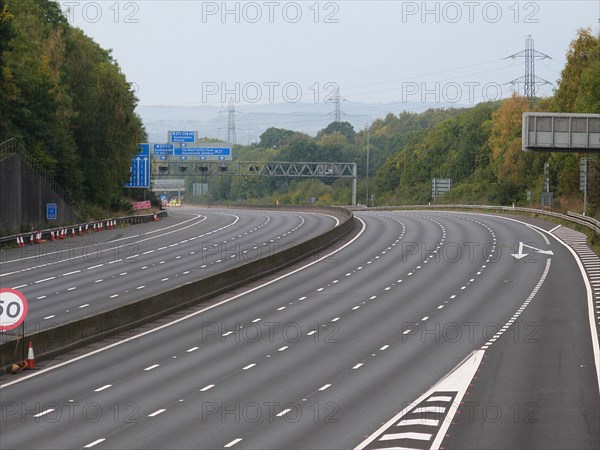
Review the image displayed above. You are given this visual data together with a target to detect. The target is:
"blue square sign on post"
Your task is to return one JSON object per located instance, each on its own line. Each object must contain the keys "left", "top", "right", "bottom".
{"left": 125, "top": 144, "right": 151, "bottom": 188}
{"left": 47, "top": 203, "right": 57, "bottom": 220}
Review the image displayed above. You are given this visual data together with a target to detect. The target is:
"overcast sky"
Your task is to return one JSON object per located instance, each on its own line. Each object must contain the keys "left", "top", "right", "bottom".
{"left": 60, "top": 1, "right": 599, "bottom": 111}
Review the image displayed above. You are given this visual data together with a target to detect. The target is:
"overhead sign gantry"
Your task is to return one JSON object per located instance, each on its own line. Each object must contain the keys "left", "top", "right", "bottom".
{"left": 134, "top": 130, "right": 359, "bottom": 204}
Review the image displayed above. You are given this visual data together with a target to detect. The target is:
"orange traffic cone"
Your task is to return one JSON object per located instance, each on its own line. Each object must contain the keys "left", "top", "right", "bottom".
{"left": 26, "top": 341, "right": 36, "bottom": 369}
{"left": 153, "top": 213, "right": 159, "bottom": 222}
{"left": 85, "top": 224, "right": 89, "bottom": 233}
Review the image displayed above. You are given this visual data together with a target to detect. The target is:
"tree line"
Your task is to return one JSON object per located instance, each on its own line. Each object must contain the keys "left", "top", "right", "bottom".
{"left": 209, "top": 28, "right": 598, "bottom": 213}
{"left": 1, "top": 3, "right": 597, "bottom": 215}
{"left": 0, "top": 0, "right": 146, "bottom": 211}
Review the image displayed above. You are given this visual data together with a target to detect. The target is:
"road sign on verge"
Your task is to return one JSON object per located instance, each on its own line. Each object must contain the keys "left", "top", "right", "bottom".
{"left": 125, "top": 144, "right": 150, "bottom": 188}
{"left": 432, "top": 178, "right": 452, "bottom": 200}
{"left": 46, "top": 203, "right": 57, "bottom": 220}
{"left": 541, "top": 192, "right": 553, "bottom": 208}
{"left": 0, "top": 288, "right": 28, "bottom": 331}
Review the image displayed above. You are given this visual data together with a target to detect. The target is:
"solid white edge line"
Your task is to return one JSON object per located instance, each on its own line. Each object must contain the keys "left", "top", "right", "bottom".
{"left": 548, "top": 229, "right": 600, "bottom": 394}
{"left": 526, "top": 224, "right": 551, "bottom": 245}
{"left": 1, "top": 217, "right": 367, "bottom": 389}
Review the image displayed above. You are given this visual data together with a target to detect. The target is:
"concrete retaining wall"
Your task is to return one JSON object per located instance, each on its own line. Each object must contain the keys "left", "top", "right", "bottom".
{"left": 0, "top": 154, "right": 79, "bottom": 233}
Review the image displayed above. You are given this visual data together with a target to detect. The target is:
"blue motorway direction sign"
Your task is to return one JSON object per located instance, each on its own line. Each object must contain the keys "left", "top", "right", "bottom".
{"left": 152, "top": 143, "right": 174, "bottom": 156}
{"left": 46, "top": 203, "right": 57, "bottom": 220}
{"left": 170, "top": 131, "right": 196, "bottom": 143}
{"left": 173, "top": 147, "right": 232, "bottom": 158}
{"left": 125, "top": 144, "right": 150, "bottom": 188}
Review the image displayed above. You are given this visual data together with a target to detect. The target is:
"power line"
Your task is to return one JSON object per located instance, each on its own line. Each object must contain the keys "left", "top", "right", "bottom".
{"left": 328, "top": 87, "right": 347, "bottom": 122}
{"left": 227, "top": 99, "right": 237, "bottom": 145}
{"left": 504, "top": 35, "right": 552, "bottom": 98}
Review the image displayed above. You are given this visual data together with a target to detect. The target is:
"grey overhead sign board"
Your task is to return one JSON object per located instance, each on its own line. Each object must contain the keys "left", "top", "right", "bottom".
{"left": 522, "top": 112, "right": 600, "bottom": 152}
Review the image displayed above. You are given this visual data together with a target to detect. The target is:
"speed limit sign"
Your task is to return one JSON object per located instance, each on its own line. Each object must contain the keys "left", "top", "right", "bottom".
{"left": 0, "top": 288, "right": 28, "bottom": 331}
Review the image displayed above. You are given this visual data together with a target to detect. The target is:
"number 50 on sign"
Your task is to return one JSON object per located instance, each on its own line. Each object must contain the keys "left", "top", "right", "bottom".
{"left": 0, "top": 288, "right": 29, "bottom": 331}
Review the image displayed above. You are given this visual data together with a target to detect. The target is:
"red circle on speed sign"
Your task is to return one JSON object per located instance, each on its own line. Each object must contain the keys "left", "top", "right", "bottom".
{"left": 0, "top": 288, "right": 28, "bottom": 331}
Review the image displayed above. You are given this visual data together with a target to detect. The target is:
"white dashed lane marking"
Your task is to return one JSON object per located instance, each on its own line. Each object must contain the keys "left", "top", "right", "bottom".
{"left": 94, "top": 384, "right": 112, "bottom": 392}
{"left": 33, "top": 409, "right": 55, "bottom": 418}
{"left": 84, "top": 438, "right": 106, "bottom": 448}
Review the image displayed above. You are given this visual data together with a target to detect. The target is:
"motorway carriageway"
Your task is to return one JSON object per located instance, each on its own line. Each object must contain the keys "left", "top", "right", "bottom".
{"left": 0, "top": 210, "right": 598, "bottom": 449}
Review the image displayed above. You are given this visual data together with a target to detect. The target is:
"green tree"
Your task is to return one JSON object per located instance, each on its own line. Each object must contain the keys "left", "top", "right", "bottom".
{"left": 316, "top": 121, "right": 355, "bottom": 143}
{"left": 0, "top": 0, "right": 16, "bottom": 140}
{"left": 553, "top": 28, "right": 600, "bottom": 112}
{"left": 1, "top": 0, "right": 146, "bottom": 210}
{"left": 258, "top": 127, "right": 307, "bottom": 149}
